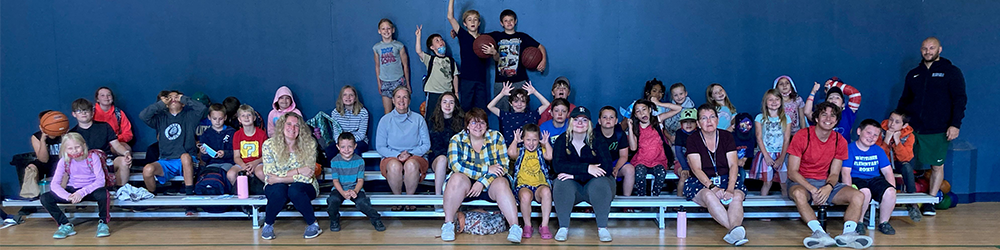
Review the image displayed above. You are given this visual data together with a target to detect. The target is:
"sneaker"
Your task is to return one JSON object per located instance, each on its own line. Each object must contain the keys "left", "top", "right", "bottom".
{"left": 907, "top": 205, "right": 923, "bottom": 222}
{"left": 441, "top": 222, "right": 455, "bottom": 242}
{"left": 598, "top": 228, "right": 612, "bottom": 242}
{"left": 53, "top": 224, "right": 76, "bottom": 239}
{"left": 330, "top": 219, "right": 341, "bottom": 232}
{"left": 507, "top": 224, "right": 522, "bottom": 243}
{"left": 371, "top": 218, "right": 386, "bottom": 232}
{"left": 723, "top": 226, "right": 748, "bottom": 246}
{"left": 834, "top": 232, "right": 874, "bottom": 249}
{"left": 856, "top": 224, "right": 867, "bottom": 235}
{"left": 304, "top": 223, "right": 322, "bottom": 239}
{"left": 1, "top": 218, "right": 18, "bottom": 229}
{"left": 921, "top": 203, "right": 936, "bottom": 216}
{"left": 539, "top": 226, "right": 553, "bottom": 239}
{"left": 522, "top": 225, "right": 533, "bottom": 238}
{"left": 877, "top": 222, "right": 896, "bottom": 235}
{"left": 554, "top": 227, "right": 569, "bottom": 242}
{"left": 803, "top": 230, "right": 836, "bottom": 249}
{"left": 96, "top": 222, "right": 111, "bottom": 237}
{"left": 261, "top": 224, "right": 275, "bottom": 240}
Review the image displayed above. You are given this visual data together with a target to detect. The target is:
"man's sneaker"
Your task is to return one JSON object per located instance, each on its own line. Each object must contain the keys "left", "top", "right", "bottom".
{"left": 1, "top": 218, "right": 18, "bottom": 229}
{"left": 877, "top": 222, "right": 896, "bottom": 235}
{"left": 441, "top": 222, "right": 456, "bottom": 241}
{"left": 304, "top": 223, "right": 322, "bottom": 239}
{"left": 507, "top": 224, "right": 522, "bottom": 243}
{"left": 371, "top": 218, "right": 386, "bottom": 232}
{"left": 598, "top": 228, "right": 613, "bottom": 242}
{"left": 834, "top": 232, "right": 874, "bottom": 249}
{"left": 723, "top": 226, "right": 748, "bottom": 246}
{"left": 803, "top": 230, "right": 836, "bottom": 249}
{"left": 96, "top": 222, "right": 111, "bottom": 237}
{"left": 908, "top": 205, "right": 923, "bottom": 222}
{"left": 921, "top": 203, "right": 936, "bottom": 216}
{"left": 329, "top": 219, "right": 341, "bottom": 232}
{"left": 261, "top": 224, "right": 275, "bottom": 240}
{"left": 855, "top": 224, "right": 867, "bottom": 235}
{"left": 554, "top": 227, "right": 569, "bottom": 242}
{"left": 53, "top": 224, "right": 76, "bottom": 239}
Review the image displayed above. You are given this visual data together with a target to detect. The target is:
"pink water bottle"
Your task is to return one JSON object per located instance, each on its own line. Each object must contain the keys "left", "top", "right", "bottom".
{"left": 677, "top": 205, "right": 687, "bottom": 238}
{"left": 237, "top": 171, "right": 249, "bottom": 199}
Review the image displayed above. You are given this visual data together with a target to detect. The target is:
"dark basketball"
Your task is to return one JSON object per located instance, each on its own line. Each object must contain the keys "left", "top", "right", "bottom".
{"left": 40, "top": 111, "right": 70, "bottom": 136}
{"left": 522, "top": 46, "right": 542, "bottom": 71}
{"left": 473, "top": 34, "right": 496, "bottom": 59}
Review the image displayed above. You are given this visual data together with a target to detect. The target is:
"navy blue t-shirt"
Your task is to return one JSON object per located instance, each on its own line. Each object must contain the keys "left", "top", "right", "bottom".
{"left": 456, "top": 28, "right": 489, "bottom": 83}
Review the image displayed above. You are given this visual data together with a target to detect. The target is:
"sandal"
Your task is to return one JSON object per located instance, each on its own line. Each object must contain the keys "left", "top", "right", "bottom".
{"left": 391, "top": 206, "right": 403, "bottom": 211}
{"left": 539, "top": 226, "right": 553, "bottom": 239}
{"left": 404, "top": 205, "right": 418, "bottom": 211}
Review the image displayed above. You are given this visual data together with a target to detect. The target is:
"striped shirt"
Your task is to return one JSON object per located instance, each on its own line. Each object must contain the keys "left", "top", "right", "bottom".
{"left": 447, "top": 130, "right": 508, "bottom": 188}
{"left": 329, "top": 154, "right": 366, "bottom": 190}
{"left": 331, "top": 107, "right": 369, "bottom": 143}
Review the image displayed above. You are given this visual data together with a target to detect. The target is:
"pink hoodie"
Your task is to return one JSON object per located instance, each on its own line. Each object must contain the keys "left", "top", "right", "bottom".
{"left": 267, "top": 86, "right": 303, "bottom": 137}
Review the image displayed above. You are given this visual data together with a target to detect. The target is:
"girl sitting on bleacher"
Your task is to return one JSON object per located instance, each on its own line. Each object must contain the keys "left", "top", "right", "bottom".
{"left": 40, "top": 132, "right": 112, "bottom": 239}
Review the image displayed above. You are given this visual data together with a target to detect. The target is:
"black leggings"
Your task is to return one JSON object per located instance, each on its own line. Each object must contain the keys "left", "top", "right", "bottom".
{"left": 553, "top": 177, "right": 615, "bottom": 228}
{"left": 634, "top": 165, "right": 668, "bottom": 196}
{"left": 40, "top": 187, "right": 111, "bottom": 225}
{"left": 264, "top": 182, "right": 317, "bottom": 225}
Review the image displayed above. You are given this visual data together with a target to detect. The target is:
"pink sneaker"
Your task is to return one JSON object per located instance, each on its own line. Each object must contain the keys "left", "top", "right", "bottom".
{"left": 522, "top": 225, "right": 533, "bottom": 238}
{"left": 540, "top": 226, "right": 553, "bottom": 239}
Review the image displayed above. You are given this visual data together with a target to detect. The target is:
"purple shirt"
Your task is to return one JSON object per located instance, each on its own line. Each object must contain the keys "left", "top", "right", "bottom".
{"left": 51, "top": 152, "right": 105, "bottom": 200}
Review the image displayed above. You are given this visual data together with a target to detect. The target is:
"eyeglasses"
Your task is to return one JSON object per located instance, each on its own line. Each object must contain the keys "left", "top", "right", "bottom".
{"left": 469, "top": 121, "right": 486, "bottom": 127}
{"left": 74, "top": 109, "right": 92, "bottom": 114}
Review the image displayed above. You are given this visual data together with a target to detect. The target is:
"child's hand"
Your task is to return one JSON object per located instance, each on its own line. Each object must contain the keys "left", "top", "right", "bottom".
{"left": 763, "top": 154, "right": 775, "bottom": 167}
{"left": 522, "top": 81, "right": 536, "bottom": 95}
{"left": 892, "top": 130, "right": 902, "bottom": 143}
{"left": 811, "top": 82, "right": 822, "bottom": 94}
{"left": 556, "top": 173, "right": 574, "bottom": 181}
{"left": 537, "top": 58, "right": 547, "bottom": 72}
{"left": 513, "top": 129, "right": 523, "bottom": 143}
{"left": 541, "top": 131, "right": 551, "bottom": 145}
{"left": 774, "top": 157, "right": 784, "bottom": 169}
{"left": 500, "top": 82, "right": 513, "bottom": 96}
{"left": 481, "top": 43, "right": 496, "bottom": 56}
{"left": 198, "top": 144, "right": 208, "bottom": 154}
{"left": 415, "top": 25, "right": 422, "bottom": 38}
{"left": 69, "top": 192, "right": 83, "bottom": 204}
{"left": 215, "top": 150, "right": 225, "bottom": 158}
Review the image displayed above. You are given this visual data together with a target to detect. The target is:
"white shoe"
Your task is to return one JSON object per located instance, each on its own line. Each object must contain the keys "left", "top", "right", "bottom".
{"left": 803, "top": 230, "right": 836, "bottom": 249}
{"left": 834, "top": 232, "right": 874, "bottom": 249}
{"left": 507, "top": 224, "right": 522, "bottom": 243}
{"left": 598, "top": 228, "right": 612, "bottom": 242}
{"left": 554, "top": 227, "right": 569, "bottom": 242}
{"left": 723, "top": 226, "right": 748, "bottom": 246}
{"left": 441, "top": 222, "right": 455, "bottom": 242}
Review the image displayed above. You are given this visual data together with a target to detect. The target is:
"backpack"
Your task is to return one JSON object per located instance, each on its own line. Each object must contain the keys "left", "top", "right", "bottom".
{"left": 63, "top": 149, "right": 115, "bottom": 188}
{"left": 194, "top": 166, "right": 231, "bottom": 213}
{"left": 421, "top": 54, "right": 457, "bottom": 86}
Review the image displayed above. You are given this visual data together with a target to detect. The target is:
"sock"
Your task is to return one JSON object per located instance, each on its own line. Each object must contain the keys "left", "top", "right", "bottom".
{"left": 807, "top": 220, "right": 824, "bottom": 233}
{"left": 185, "top": 185, "right": 195, "bottom": 195}
{"left": 843, "top": 221, "right": 858, "bottom": 234}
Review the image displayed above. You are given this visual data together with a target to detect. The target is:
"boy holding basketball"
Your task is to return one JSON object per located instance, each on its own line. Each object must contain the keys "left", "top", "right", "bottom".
{"left": 139, "top": 90, "right": 207, "bottom": 195}
{"left": 482, "top": 9, "right": 547, "bottom": 112}
{"left": 447, "top": 0, "right": 490, "bottom": 112}
{"left": 69, "top": 98, "right": 133, "bottom": 187}
{"left": 18, "top": 111, "right": 67, "bottom": 199}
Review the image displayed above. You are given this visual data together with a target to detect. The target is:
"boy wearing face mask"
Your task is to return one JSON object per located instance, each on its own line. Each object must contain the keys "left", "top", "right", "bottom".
{"left": 416, "top": 25, "right": 460, "bottom": 117}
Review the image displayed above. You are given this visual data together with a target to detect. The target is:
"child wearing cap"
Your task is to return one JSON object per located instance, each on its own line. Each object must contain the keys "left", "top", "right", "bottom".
{"left": 673, "top": 108, "right": 698, "bottom": 197}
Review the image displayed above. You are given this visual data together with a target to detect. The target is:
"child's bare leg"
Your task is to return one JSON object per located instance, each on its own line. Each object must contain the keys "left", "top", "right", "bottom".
{"left": 760, "top": 170, "right": 773, "bottom": 196}
{"left": 518, "top": 188, "right": 533, "bottom": 228}
{"left": 142, "top": 162, "right": 164, "bottom": 192}
{"left": 620, "top": 163, "right": 635, "bottom": 196}
{"left": 381, "top": 96, "right": 393, "bottom": 114}
{"left": 432, "top": 155, "right": 448, "bottom": 195}
{"left": 113, "top": 157, "right": 131, "bottom": 186}
{"left": 536, "top": 185, "right": 552, "bottom": 226}
{"left": 226, "top": 167, "right": 240, "bottom": 186}
{"left": 778, "top": 170, "right": 789, "bottom": 197}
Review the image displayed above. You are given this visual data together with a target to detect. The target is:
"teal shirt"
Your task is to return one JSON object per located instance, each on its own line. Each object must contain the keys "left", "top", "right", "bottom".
{"left": 330, "top": 154, "right": 365, "bottom": 190}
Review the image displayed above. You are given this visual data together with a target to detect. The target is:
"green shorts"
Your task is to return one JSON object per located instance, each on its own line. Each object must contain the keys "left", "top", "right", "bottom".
{"left": 914, "top": 133, "right": 948, "bottom": 169}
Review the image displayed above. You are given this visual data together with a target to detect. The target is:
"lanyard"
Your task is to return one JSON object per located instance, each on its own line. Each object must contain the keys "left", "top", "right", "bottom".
{"left": 701, "top": 131, "right": 719, "bottom": 176}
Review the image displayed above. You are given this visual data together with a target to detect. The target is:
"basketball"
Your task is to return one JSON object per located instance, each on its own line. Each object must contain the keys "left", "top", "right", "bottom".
{"left": 522, "top": 46, "right": 542, "bottom": 70}
{"left": 473, "top": 34, "right": 496, "bottom": 59}
{"left": 941, "top": 179, "right": 952, "bottom": 194}
{"left": 40, "top": 111, "right": 70, "bottom": 136}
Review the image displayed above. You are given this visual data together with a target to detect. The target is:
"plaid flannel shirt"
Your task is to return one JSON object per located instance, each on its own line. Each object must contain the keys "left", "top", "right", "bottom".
{"left": 448, "top": 130, "right": 508, "bottom": 188}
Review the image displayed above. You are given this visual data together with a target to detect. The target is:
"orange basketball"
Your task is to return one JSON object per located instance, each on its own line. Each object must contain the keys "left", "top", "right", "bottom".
{"left": 473, "top": 34, "right": 496, "bottom": 59}
{"left": 40, "top": 111, "right": 70, "bottom": 136}
{"left": 521, "top": 46, "right": 542, "bottom": 71}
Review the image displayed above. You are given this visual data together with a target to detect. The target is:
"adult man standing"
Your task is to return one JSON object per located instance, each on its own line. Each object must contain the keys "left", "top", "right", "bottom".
{"left": 896, "top": 37, "right": 967, "bottom": 216}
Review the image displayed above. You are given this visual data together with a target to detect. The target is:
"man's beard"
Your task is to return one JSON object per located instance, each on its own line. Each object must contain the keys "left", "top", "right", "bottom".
{"left": 923, "top": 53, "right": 939, "bottom": 63}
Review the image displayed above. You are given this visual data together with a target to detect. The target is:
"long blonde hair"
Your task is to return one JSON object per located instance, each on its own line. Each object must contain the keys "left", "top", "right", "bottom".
{"left": 59, "top": 132, "right": 89, "bottom": 161}
{"left": 706, "top": 83, "right": 737, "bottom": 114}
{"left": 760, "top": 89, "right": 788, "bottom": 126}
{"left": 335, "top": 85, "right": 363, "bottom": 115}
{"left": 563, "top": 117, "right": 595, "bottom": 155}
{"left": 270, "top": 112, "right": 317, "bottom": 167}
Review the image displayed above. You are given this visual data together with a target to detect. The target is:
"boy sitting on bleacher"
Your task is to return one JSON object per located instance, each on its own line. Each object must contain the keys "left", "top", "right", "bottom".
{"left": 327, "top": 132, "right": 386, "bottom": 232}
{"left": 841, "top": 119, "right": 898, "bottom": 235}
{"left": 198, "top": 104, "right": 236, "bottom": 175}
{"left": 139, "top": 90, "right": 206, "bottom": 195}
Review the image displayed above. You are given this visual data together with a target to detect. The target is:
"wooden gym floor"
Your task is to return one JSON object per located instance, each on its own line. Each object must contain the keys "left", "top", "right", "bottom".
{"left": 1, "top": 202, "right": 999, "bottom": 249}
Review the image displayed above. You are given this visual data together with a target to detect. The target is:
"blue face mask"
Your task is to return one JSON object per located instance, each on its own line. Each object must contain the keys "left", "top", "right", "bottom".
{"left": 436, "top": 46, "right": 446, "bottom": 55}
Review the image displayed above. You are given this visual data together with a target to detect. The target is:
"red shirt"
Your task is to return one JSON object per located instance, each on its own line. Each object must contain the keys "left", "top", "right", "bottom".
{"left": 233, "top": 127, "right": 267, "bottom": 163}
{"left": 631, "top": 125, "right": 669, "bottom": 168}
{"left": 92, "top": 104, "right": 134, "bottom": 143}
{"left": 538, "top": 103, "right": 576, "bottom": 124}
{"left": 786, "top": 127, "right": 848, "bottom": 180}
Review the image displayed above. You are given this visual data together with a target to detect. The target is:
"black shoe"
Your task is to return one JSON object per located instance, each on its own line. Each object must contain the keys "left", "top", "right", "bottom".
{"left": 856, "top": 224, "right": 867, "bottom": 235}
{"left": 907, "top": 205, "right": 923, "bottom": 222}
{"left": 921, "top": 204, "right": 936, "bottom": 216}
{"left": 877, "top": 222, "right": 896, "bottom": 235}
{"left": 371, "top": 219, "right": 386, "bottom": 232}
{"left": 330, "top": 220, "right": 341, "bottom": 232}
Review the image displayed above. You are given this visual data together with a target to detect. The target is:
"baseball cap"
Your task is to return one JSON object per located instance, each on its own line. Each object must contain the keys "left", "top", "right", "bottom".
{"left": 569, "top": 106, "right": 591, "bottom": 120}
{"left": 680, "top": 108, "right": 697, "bottom": 121}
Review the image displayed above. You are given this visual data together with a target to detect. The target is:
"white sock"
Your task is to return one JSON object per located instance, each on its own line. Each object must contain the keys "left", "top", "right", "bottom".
{"left": 807, "top": 220, "right": 824, "bottom": 233}
{"left": 843, "top": 221, "right": 858, "bottom": 234}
